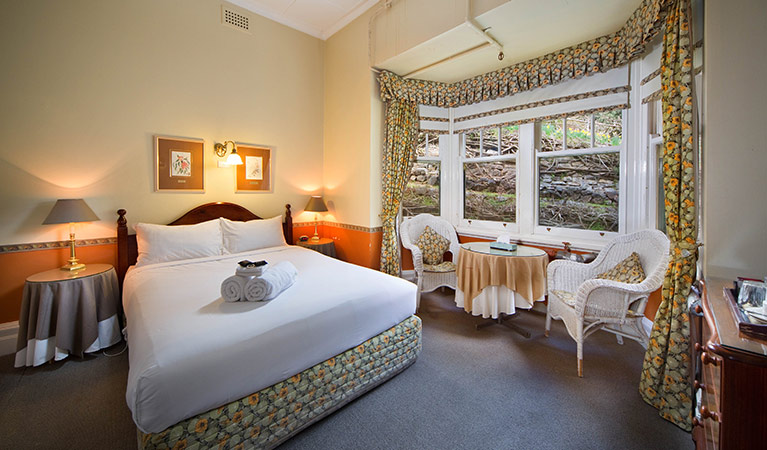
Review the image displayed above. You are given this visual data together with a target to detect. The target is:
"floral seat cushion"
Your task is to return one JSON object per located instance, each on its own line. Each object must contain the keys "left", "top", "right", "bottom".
{"left": 552, "top": 289, "right": 642, "bottom": 317}
{"left": 596, "top": 252, "right": 646, "bottom": 284}
{"left": 415, "top": 226, "right": 450, "bottom": 265}
{"left": 423, "top": 261, "right": 456, "bottom": 273}
{"left": 551, "top": 290, "right": 577, "bottom": 307}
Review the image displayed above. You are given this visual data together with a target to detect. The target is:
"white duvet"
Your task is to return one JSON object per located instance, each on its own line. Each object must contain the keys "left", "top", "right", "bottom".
{"left": 123, "top": 245, "right": 416, "bottom": 433}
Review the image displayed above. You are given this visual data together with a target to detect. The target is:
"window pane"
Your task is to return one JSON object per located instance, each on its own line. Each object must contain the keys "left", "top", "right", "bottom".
{"left": 482, "top": 128, "right": 499, "bottom": 156}
{"left": 538, "top": 153, "right": 619, "bottom": 232}
{"left": 464, "top": 160, "right": 516, "bottom": 222}
{"left": 540, "top": 119, "right": 564, "bottom": 152}
{"left": 415, "top": 132, "right": 427, "bottom": 158}
{"left": 500, "top": 125, "right": 519, "bottom": 155}
{"left": 403, "top": 162, "right": 440, "bottom": 217}
{"left": 426, "top": 133, "right": 439, "bottom": 157}
{"left": 465, "top": 130, "right": 480, "bottom": 158}
{"left": 594, "top": 109, "right": 623, "bottom": 147}
{"left": 565, "top": 114, "right": 592, "bottom": 149}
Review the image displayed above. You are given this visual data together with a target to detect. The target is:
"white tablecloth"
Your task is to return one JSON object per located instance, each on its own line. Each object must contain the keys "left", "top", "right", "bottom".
{"left": 455, "top": 285, "right": 544, "bottom": 319}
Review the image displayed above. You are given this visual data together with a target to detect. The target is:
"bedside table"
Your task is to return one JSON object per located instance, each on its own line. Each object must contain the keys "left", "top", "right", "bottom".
{"left": 15, "top": 263, "right": 122, "bottom": 368}
{"left": 296, "top": 237, "right": 337, "bottom": 258}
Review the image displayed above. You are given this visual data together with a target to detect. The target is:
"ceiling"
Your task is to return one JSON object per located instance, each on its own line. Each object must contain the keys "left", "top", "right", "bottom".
{"left": 228, "top": 0, "right": 645, "bottom": 83}
{"left": 227, "top": 0, "right": 379, "bottom": 40}
{"left": 376, "top": 0, "right": 645, "bottom": 83}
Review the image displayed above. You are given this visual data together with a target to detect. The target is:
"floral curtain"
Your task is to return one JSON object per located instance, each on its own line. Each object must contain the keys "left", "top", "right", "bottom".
{"left": 378, "top": 0, "right": 668, "bottom": 108}
{"left": 380, "top": 99, "right": 420, "bottom": 275}
{"left": 639, "top": 0, "right": 696, "bottom": 431}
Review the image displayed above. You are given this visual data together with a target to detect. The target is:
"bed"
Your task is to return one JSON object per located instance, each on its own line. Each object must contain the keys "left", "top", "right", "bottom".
{"left": 116, "top": 203, "right": 421, "bottom": 449}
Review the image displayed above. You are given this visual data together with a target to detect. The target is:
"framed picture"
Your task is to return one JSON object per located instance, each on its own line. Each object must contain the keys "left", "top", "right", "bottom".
{"left": 155, "top": 136, "right": 204, "bottom": 192}
{"left": 236, "top": 144, "right": 272, "bottom": 192}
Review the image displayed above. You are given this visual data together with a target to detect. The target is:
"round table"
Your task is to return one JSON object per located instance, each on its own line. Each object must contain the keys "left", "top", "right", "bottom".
{"left": 296, "top": 237, "right": 337, "bottom": 258}
{"left": 15, "top": 264, "right": 122, "bottom": 367}
{"left": 455, "top": 242, "right": 549, "bottom": 336}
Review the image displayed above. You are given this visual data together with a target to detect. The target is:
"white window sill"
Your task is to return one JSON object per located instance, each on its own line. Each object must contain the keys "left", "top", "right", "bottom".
{"left": 454, "top": 226, "right": 610, "bottom": 252}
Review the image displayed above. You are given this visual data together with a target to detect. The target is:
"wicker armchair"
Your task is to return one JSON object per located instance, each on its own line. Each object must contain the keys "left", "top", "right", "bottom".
{"left": 544, "top": 229, "right": 670, "bottom": 377}
{"left": 400, "top": 214, "right": 460, "bottom": 309}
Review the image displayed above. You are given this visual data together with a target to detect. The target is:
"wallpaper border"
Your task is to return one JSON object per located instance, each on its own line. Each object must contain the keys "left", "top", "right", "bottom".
{"left": 1, "top": 222, "right": 382, "bottom": 253}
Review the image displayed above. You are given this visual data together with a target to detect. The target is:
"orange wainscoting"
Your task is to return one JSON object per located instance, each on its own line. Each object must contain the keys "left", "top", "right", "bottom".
{"left": 0, "top": 244, "right": 117, "bottom": 324}
{"left": 323, "top": 224, "right": 382, "bottom": 270}
{"left": 0, "top": 229, "right": 662, "bottom": 324}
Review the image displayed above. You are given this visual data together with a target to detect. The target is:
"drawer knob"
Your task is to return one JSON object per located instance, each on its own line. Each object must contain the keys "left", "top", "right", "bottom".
{"left": 694, "top": 304, "right": 702, "bottom": 314}
{"left": 701, "top": 351, "right": 720, "bottom": 366}
{"left": 694, "top": 343, "right": 702, "bottom": 352}
{"left": 692, "top": 417, "right": 701, "bottom": 427}
{"left": 694, "top": 380, "right": 705, "bottom": 391}
{"left": 700, "top": 405, "right": 720, "bottom": 422}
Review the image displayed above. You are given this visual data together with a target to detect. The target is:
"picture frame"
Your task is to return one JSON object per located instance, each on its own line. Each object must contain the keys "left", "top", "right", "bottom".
{"left": 235, "top": 143, "right": 273, "bottom": 192}
{"left": 154, "top": 136, "right": 204, "bottom": 192}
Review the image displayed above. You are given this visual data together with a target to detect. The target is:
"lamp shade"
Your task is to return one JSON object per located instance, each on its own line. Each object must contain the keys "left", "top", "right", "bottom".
{"left": 225, "top": 151, "right": 243, "bottom": 165}
{"left": 42, "top": 199, "right": 99, "bottom": 225}
{"left": 304, "top": 195, "right": 328, "bottom": 212}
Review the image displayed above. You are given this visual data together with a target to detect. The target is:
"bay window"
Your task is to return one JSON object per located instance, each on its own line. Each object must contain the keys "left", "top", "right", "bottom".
{"left": 400, "top": 58, "right": 663, "bottom": 250}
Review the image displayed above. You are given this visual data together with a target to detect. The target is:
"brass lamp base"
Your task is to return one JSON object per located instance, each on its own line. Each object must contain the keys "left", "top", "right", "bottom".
{"left": 61, "top": 234, "right": 85, "bottom": 271}
{"left": 61, "top": 262, "right": 86, "bottom": 271}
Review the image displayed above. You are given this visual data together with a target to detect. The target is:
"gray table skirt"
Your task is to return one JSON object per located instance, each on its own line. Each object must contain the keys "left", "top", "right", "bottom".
{"left": 15, "top": 268, "right": 121, "bottom": 367}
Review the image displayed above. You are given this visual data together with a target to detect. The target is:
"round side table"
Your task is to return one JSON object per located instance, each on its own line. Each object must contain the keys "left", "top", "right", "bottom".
{"left": 296, "top": 238, "right": 337, "bottom": 258}
{"left": 15, "top": 263, "right": 122, "bottom": 367}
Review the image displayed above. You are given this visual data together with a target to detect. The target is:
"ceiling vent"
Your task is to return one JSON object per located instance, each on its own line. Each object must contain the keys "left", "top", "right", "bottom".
{"left": 222, "top": 4, "right": 250, "bottom": 33}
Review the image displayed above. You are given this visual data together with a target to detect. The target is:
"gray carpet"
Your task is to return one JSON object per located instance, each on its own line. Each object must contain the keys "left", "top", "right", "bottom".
{"left": 0, "top": 290, "right": 692, "bottom": 449}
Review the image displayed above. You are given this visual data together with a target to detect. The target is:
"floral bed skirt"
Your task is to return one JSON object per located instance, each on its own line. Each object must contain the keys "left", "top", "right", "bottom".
{"left": 138, "top": 314, "right": 422, "bottom": 449}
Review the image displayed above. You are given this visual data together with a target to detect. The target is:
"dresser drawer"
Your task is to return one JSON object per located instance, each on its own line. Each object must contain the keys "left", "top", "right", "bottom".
{"left": 697, "top": 350, "right": 721, "bottom": 449}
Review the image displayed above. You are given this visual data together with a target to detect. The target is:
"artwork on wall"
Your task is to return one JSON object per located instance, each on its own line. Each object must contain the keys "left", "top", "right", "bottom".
{"left": 236, "top": 144, "right": 272, "bottom": 192}
{"left": 155, "top": 136, "right": 204, "bottom": 192}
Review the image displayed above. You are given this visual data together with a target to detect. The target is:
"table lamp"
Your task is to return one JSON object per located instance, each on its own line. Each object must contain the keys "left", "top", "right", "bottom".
{"left": 304, "top": 195, "right": 328, "bottom": 242}
{"left": 43, "top": 199, "right": 99, "bottom": 271}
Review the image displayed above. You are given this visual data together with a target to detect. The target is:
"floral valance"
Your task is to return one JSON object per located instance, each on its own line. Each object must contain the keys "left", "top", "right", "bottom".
{"left": 379, "top": 0, "right": 669, "bottom": 108}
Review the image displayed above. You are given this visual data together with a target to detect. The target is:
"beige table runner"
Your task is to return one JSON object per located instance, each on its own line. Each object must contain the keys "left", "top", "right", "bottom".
{"left": 457, "top": 248, "right": 549, "bottom": 313}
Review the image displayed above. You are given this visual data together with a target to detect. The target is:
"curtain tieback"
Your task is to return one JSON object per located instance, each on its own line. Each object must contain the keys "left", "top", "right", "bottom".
{"left": 380, "top": 214, "right": 397, "bottom": 228}
{"left": 670, "top": 240, "right": 700, "bottom": 259}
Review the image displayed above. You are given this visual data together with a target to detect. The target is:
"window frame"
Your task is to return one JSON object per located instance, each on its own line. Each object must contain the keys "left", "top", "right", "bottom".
{"left": 402, "top": 131, "right": 443, "bottom": 219}
{"left": 534, "top": 110, "right": 626, "bottom": 240}
{"left": 458, "top": 126, "right": 520, "bottom": 234}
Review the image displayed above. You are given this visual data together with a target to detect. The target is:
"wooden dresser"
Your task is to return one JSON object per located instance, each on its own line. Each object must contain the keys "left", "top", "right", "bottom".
{"left": 691, "top": 278, "right": 767, "bottom": 449}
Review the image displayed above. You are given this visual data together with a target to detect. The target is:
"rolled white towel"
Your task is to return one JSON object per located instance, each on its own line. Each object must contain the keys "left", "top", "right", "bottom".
{"left": 221, "top": 275, "right": 249, "bottom": 302}
{"left": 244, "top": 261, "right": 298, "bottom": 302}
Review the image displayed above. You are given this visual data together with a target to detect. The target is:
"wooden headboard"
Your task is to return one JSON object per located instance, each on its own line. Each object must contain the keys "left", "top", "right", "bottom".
{"left": 116, "top": 202, "right": 293, "bottom": 287}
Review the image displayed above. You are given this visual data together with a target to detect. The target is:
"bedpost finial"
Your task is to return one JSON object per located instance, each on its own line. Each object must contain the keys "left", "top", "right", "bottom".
{"left": 285, "top": 204, "right": 291, "bottom": 212}
{"left": 117, "top": 209, "right": 127, "bottom": 226}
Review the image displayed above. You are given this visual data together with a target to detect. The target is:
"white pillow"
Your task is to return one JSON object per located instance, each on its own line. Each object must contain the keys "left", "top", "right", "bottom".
{"left": 135, "top": 219, "right": 223, "bottom": 267}
{"left": 221, "top": 216, "right": 287, "bottom": 254}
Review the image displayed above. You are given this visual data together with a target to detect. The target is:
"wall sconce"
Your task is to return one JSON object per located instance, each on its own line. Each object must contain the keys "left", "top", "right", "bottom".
{"left": 214, "top": 140, "right": 243, "bottom": 166}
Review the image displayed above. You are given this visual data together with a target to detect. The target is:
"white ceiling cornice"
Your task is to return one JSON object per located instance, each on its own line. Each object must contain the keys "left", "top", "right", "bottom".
{"left": 320, "top": 0, "right": 379, "bottom": 40}
{"left": 226, "top": 0, "right": 379, "bottom": 41}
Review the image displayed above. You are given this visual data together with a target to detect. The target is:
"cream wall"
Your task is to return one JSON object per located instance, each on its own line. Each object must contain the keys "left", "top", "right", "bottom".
{"left": 0, "top": 0, "right": 324, "bottom": 245}
{"left": 323, "top": 6, "right": 383, "bottom": 228}
{"left": 703, "top": 0, "right": 767, "bottom": 279}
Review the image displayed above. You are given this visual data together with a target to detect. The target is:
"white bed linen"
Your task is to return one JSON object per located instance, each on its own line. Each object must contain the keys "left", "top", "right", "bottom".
{"left": 123, "top": 245, "right": 416, "bottom": 433}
